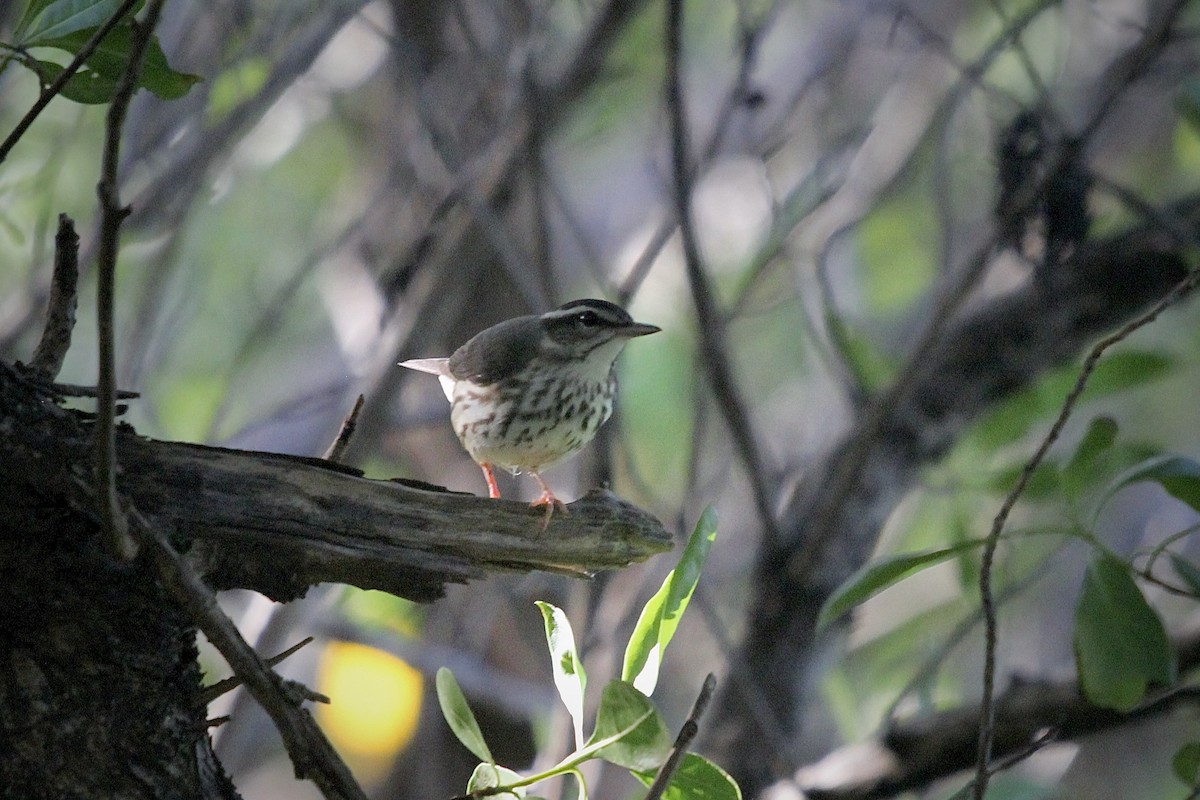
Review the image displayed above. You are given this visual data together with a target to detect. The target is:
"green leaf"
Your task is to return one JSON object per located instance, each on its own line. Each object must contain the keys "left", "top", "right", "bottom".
{"left": 30, "top": 58, "right": 118, "bottom": 103}
{"left": 536, "top": 601, "right": 587, "bottom": 748}
{"left": 633, "top": 753, "right": 742, "bottom": 800}
{"left": 14, "top": 0, "right": 56, "bottom": 39}
{"left": 468, "top": 762, "right": 499, "bottom": 790}
{"left": 1172, "top": 741, "right": 1200, "bottom": 786}
{"left": 206, "top": 57, "right": 269, "bottom": 120}
{"left": 1171, "top": 553, "right": 1200, "bottom": 597}
{"left": 857, "top": 189, "right": 936, "bottom": 314}
{"left": 435, "top": 667, "right": 494, "bottom": 763}
{"left": 817, "top": 540, "right": 985, "bottom": 629}
{"left": 15, "top": 0, "right": 133, "bottom": 46}
{"left": 466, "top": 763, "right": 524, "bottom": 798}
{"left": 1108, "top": 456, "right": 1200, "bottom": 513}
{"left": 1073, "top": 552, "right": 1175, "bottom": 711}
{"left": 623, "top": 505, "right": 717, "bottom": 694}
{"left": 586, "top": 681, "right": 671, "bottom": 772}
{"left": 38, "top": 26, "right": 201, "bottom": 100}
{"left": 1060, "top": 416, "right": 1118, "bottom": 500}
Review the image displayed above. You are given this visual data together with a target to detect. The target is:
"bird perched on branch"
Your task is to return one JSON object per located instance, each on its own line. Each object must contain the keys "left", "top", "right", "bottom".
{"left": 401, "top": 299, "right": 660, "bottom": 522}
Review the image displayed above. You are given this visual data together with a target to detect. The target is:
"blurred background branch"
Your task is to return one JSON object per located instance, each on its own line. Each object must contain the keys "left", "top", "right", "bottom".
{"left": 6, "top": 0, "right": 1200, "bottom": 798}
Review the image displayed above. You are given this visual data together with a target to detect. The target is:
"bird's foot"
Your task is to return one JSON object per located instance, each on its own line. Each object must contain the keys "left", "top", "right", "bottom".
{"left": 530, "top": 473, "right": 567, "bottom": 532}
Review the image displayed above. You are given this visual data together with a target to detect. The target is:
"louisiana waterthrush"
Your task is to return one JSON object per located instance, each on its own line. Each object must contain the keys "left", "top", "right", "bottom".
{"left": 401, "top": 299, "right": 660, "bottom": 516}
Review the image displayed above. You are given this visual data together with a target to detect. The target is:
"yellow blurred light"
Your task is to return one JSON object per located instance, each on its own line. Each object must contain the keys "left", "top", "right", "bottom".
{"left": 317, "top": 641, "right": 423, "bottom": 761}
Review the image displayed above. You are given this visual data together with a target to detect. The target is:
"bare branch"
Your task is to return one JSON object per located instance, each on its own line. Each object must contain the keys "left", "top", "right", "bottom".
{"left": 135, "top": 510, "right": 368, "bottom": 800}
{"left": 323, "top": 395, "right": 364, "bottom": 464}
{"left": 141, "top": 439, "right": 670, "bottom": 602}
{"left": 644, "top": 674, "right": 717, "bottom": 800}
{"left": 30, "top": 214, "right": 80, "bottom": 377}
{"left": 2, "top": 361, "right": 671, "bottom": 603}
{"left": 95, "top": 0, "right": 168, "bottom": 562}
{"left": 199, "top": 637, "right": 315, "bottom": 705}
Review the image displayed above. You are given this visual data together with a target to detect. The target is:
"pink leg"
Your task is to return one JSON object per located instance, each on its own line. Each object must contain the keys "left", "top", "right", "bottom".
{"left": 481, "top": 463, "right": 501, "bottom": 499}
{"left": 529, "top": 471, "right": 567, "bottom": 530}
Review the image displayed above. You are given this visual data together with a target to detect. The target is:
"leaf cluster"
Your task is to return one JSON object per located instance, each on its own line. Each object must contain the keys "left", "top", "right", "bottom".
{"left": 4, "top": 0, "right": 198, "bottom": 104}
{"left": 435, "top": 508, "right": 737, "bottom": 800}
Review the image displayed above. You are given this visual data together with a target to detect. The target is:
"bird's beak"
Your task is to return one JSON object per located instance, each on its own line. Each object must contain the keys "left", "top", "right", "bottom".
{"left": 621, "top": 322, "right": 662, "bottom": 337}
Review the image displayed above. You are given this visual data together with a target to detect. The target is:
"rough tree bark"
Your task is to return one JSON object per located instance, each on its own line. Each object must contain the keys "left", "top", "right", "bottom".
{"left": 0, "top": 361, "right": 669, "bottom": 799}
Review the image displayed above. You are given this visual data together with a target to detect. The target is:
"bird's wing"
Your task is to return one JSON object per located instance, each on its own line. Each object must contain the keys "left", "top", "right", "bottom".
{"left": 400, "top": 358, "right": 455, "bottom": 402}
{"left": 447, "top": 317, "right": 541, "bottom": 385}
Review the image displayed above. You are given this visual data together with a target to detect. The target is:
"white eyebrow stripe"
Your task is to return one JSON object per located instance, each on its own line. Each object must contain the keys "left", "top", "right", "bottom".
{"left": 541, "top": 306, "right": 628, "bottom": 325}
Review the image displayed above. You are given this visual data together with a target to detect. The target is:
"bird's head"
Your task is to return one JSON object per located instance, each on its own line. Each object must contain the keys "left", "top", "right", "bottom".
{"left": 538, "top": 299, "right": 660, "bottom": 368}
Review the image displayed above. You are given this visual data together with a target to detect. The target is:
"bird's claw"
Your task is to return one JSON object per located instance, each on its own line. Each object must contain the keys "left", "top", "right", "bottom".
{"left": 530, "top": 491, "right": 567, "bottom": 532}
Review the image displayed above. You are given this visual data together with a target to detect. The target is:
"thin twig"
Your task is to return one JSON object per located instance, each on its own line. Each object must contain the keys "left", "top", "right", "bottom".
{"left": 324, "top": 395, "right": 365, "bottom": 463}
{"left": 1076, "top": 0, "right": 1192, "bottom": 144}
{"left": 972, "top": 268, "right": 1200, "bottom": 798}
{"left": 30, "top": 214, "right": 80, "bottom": 377}
{"left": 0, "top": 0, "right": 140, "bottom": 165}
{"left": 132, "top": 510, "right": 368, "bottom": 800}
{"left": 95, "top": 1, "right": 167, "bottom": 562}
{"left": 199, "top": 637, "right": 317, "bottom": 705}
{"left": 644, "top": 674, "right": 717, "bottom": 800}
{"left": 950, "top": 730, "right": 1061, "bottom": 800}
{"left": 665, "top": 0, "right": 780, "bottom": 545}
{"left": 972, "top": 13, "right": 1197, "bottom": 788}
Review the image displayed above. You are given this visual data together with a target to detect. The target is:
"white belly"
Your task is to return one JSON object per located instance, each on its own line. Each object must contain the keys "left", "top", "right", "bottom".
{"left": 449, "top": 365, "right": 616, "bottom": 472}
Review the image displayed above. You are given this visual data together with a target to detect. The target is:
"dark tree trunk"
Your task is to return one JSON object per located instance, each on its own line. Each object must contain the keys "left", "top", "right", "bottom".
{"left": 0, "top": 362, "right": 667, "bottom": 797}
{"left": 0, "top": 368, "right": 238, "bottom": 798}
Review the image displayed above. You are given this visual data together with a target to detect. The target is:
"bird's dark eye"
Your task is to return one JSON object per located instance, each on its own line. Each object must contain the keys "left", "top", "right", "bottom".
{"left": 576, "top": 310, "right": 600, "bottom": 327}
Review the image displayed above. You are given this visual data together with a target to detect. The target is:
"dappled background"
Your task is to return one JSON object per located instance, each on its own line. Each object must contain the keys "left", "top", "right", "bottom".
{"left": 4, "top": 0, "right": 1200, "bottom": 798}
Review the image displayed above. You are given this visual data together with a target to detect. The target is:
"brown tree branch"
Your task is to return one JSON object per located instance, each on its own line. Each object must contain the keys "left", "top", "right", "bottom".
{"left": 199, "top": 637, "right": 315, "bottom": 705}
{"left": 323, "top": 394, "right": 364, "bottom": 464}
{"left": 2, "top": 362, "right": 672, "bottom": 604}
{"left": 136, "top": 440, "right": 669, "bottom": 601}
